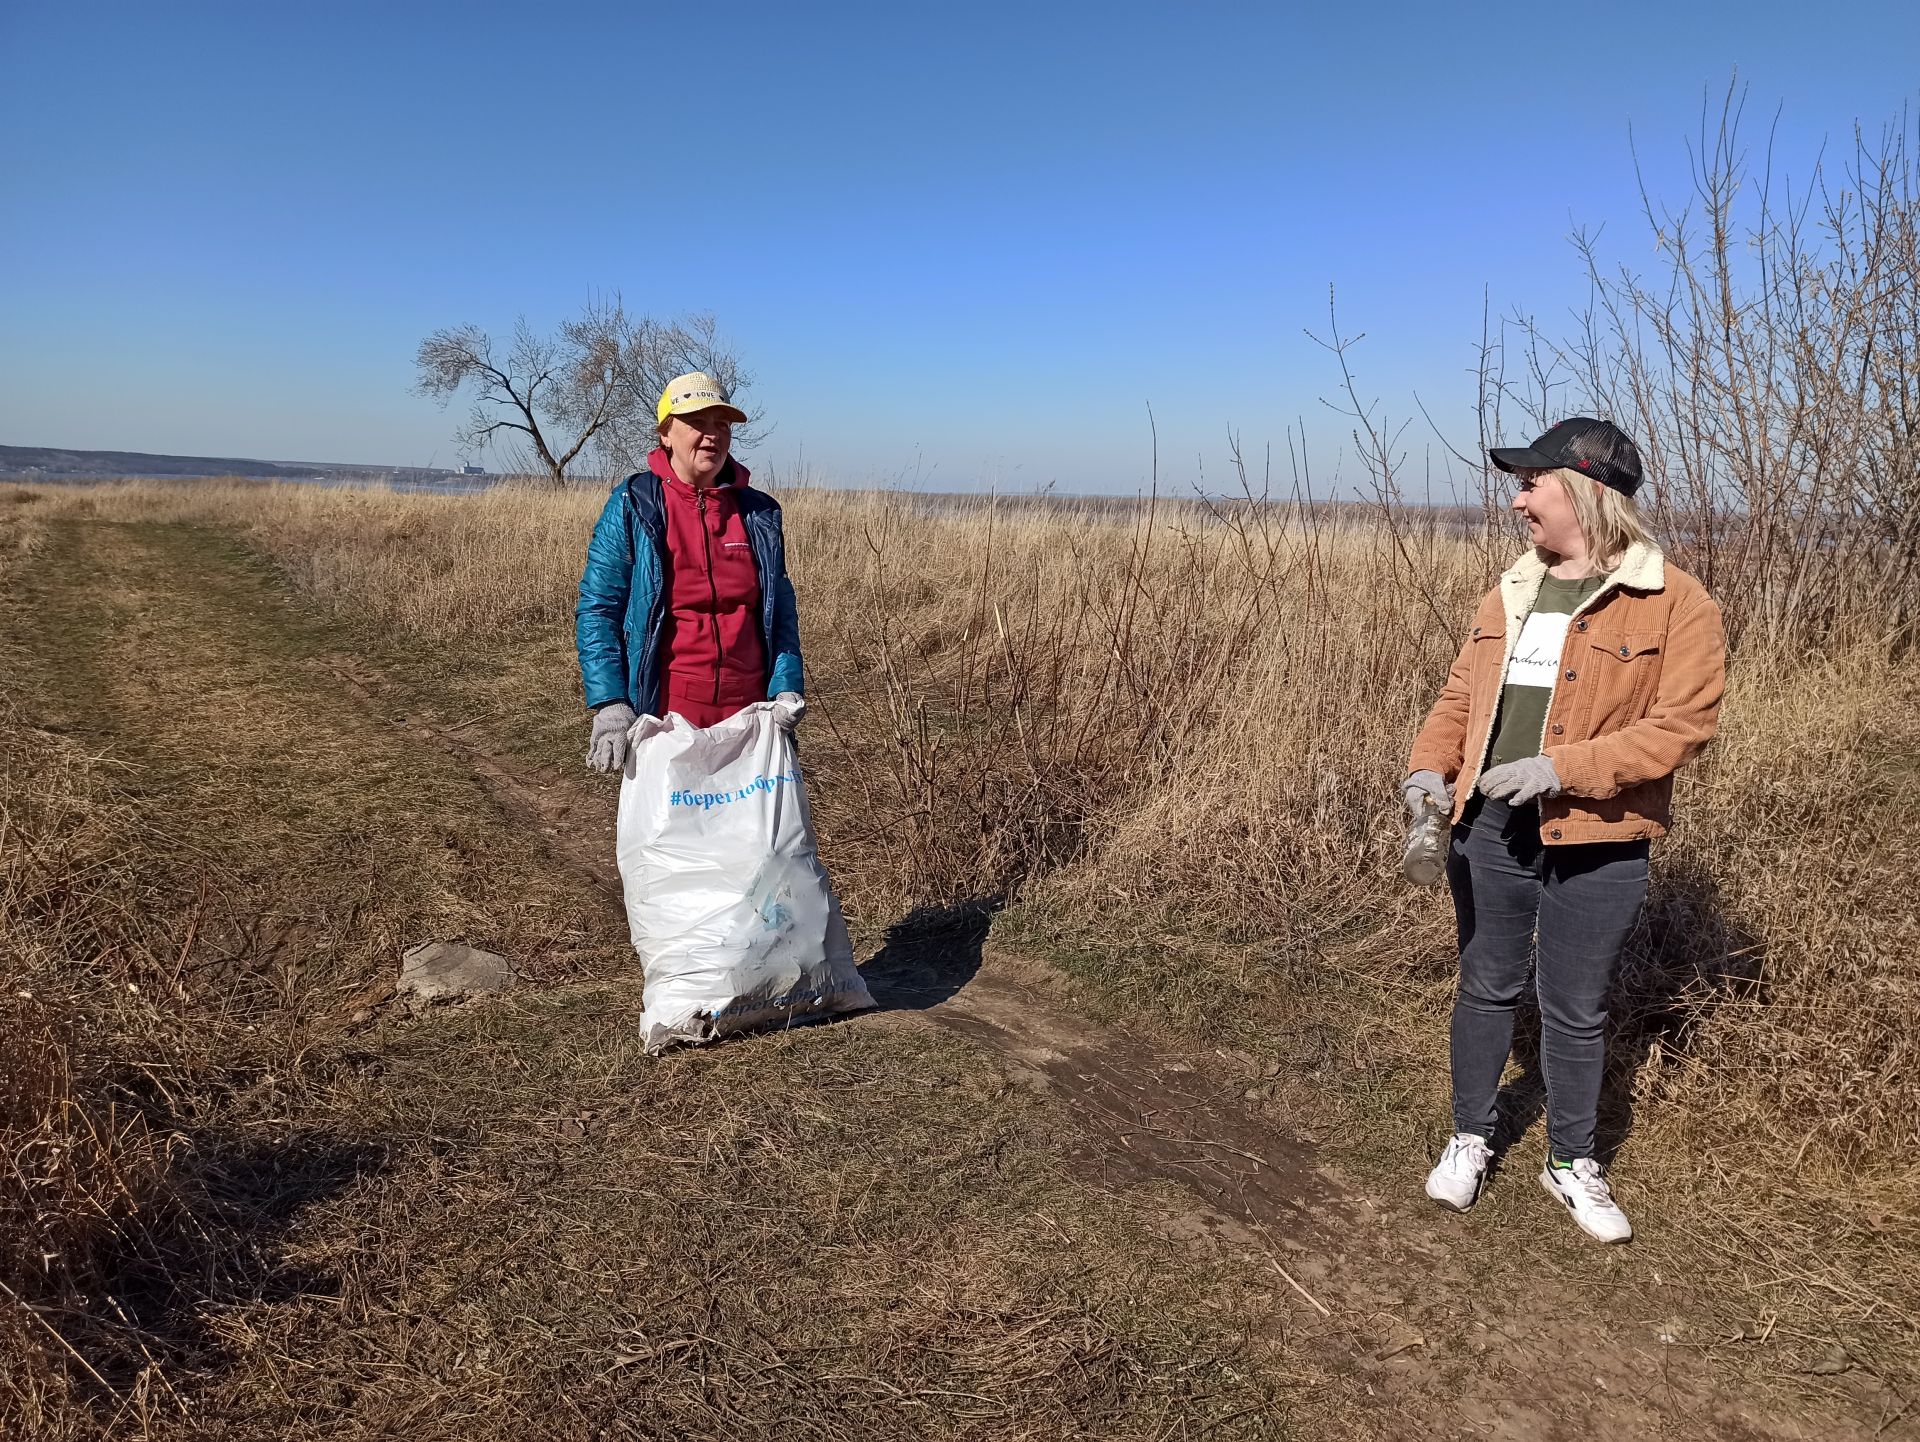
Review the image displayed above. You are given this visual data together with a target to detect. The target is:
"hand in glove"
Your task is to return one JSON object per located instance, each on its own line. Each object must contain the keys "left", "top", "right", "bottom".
{"left": 1475, "top": 754, "right": 1563, "bottom": 807}
{"left": 586, "top": 703, "right": 636, "bottom": 773}
{"left": 772, "top": 692, "right": 806, "bottom": 730}
{"left": 1401, "top": 768, "right": 1453, "bottom": 818}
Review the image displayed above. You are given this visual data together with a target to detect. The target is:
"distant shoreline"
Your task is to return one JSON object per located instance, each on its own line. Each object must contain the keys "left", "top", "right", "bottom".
{"left": 0, "top": 442, "right": 481, "bottom": 487}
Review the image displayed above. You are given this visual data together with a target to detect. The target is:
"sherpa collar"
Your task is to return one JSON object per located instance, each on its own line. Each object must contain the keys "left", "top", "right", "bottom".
{"left": 1501, "top": 539, "right": 1664, "bottom": 594}
{"left": 1497, "top": 541, "right": 1665, "bottom": 649}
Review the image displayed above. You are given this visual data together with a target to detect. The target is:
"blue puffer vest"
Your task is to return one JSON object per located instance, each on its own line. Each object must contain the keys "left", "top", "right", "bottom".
{"left": 575, "top": 465, "right": 804, "bottom": 716}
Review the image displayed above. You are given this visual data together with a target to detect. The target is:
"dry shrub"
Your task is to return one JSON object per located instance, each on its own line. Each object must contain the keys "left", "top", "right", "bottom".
{"left": 1639, "top": 648, "right": 1920, "bottom": 1168}
{"left": 1512, "top": 89, "right": 1920, "bottom": 654}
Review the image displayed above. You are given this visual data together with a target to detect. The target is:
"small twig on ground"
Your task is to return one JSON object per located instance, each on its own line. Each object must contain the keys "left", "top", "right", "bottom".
{"left": 1266, "top": 1254, "right": 1331, "bottom": 1318}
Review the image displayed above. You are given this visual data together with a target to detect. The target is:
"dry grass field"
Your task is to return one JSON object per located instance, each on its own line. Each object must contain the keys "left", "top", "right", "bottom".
{"left": 3, "top": 472, "right": 1915, "bottom": 1438}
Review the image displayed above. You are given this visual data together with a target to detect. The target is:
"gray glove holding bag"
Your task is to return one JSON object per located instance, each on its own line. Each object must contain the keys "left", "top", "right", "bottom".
{"left": 1401, "top": 768, "right": 1453, "bottom": 819}
{"left": 586, "top": 702, "right": 637, "bottom": 774}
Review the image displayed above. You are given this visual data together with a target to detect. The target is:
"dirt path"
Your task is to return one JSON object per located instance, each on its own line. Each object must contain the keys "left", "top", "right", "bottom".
{"left": 6, "top": 514, "right": 1897, "bottom": 1441}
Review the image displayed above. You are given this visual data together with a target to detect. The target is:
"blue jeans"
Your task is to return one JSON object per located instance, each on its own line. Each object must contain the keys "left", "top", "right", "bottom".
{"left": 1445, "top": 797, "right": 1649, "bottom": 1160}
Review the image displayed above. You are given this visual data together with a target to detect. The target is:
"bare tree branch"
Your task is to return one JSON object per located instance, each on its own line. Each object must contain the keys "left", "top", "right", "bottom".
{"left": 413, "top": 297, "right": 753, "bottom": 488}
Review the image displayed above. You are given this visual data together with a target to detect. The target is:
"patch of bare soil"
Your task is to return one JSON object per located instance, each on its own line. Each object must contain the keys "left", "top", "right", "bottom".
{"left": 320, "top": 652, "right": 1891, "bottom": 1441}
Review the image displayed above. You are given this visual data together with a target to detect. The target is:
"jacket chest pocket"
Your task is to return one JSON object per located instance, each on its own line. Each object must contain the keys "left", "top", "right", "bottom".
{"left": 1583, "top": 630, "right": 1664, "bottom": 731}
{"left": 712, "top": 540, "right": 762, "bottom": 613}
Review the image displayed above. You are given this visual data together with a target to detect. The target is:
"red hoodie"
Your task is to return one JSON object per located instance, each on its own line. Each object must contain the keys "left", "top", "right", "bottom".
{"left": 650, "top": 448, "right": 767, "bottom": 728}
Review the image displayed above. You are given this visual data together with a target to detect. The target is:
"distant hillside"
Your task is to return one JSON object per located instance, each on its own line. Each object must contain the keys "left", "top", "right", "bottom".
{"left": 0, "top": 444, "right": 470, "bottom": 485}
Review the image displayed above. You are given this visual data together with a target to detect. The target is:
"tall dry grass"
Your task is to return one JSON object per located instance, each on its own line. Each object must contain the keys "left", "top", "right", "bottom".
{"left": 0, "top": 700, "right": 199, "bottom": 1429}
{"left": 0, "top": 508, "right": 210, "bottom": 1430}
{"left": 21, "top": 477, "right": 1916, "bottom": 1176}
{"left": 9, "top": 455, "right": 1920, "bottom": 1403}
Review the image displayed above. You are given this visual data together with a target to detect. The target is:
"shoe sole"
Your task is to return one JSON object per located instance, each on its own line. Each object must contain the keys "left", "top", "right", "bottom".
{"left": 1538, "top": 1169, "right": 1632, "bottom": 1243}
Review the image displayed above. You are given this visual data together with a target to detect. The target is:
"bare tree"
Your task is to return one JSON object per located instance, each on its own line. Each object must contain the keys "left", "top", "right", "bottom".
{"left": 1494, "top": 85, "right": 1920, "bottom": 653}
{"left": 414, "top": 298, "right": 751, "bottom": 488}
{"left": 592, "top": 311, "right": 756, "bottom": 476}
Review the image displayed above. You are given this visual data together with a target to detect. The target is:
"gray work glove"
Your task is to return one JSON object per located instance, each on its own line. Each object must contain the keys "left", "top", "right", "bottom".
{"left": 586, "top": 702, "right": 637, "bottom": 773}
{"left": 772, "top": 692, "right": 806, "bottom": 730}
{"left": 1476, "top": 755, "right": 1563, "bottom": 807}
{"left": 1401, "top": 769, "right": 1453, "bottom": 819}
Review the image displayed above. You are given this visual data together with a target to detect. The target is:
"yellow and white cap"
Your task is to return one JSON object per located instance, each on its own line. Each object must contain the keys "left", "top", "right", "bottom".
{"left": 657, "top": 372, "right": 748, "bottom": 426}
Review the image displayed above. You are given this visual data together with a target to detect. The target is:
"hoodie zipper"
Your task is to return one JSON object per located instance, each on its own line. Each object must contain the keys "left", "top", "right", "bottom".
{"left": 697, "top": 487, "right": 722, "bottom": 704}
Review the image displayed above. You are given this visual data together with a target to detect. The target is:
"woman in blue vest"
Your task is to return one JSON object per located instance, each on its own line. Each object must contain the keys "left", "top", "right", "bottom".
{"left": 575, "top": 372, "right": 805, "bottom": 770}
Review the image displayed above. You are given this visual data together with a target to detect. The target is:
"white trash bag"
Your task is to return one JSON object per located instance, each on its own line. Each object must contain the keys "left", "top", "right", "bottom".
{"left": 617, "top": 696, "right": 873, "bottom": 1054}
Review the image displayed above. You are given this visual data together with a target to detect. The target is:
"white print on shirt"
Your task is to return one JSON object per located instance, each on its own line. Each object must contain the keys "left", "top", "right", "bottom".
{"left": 1504, "top": 611, "right": 1573, "bottom": 689}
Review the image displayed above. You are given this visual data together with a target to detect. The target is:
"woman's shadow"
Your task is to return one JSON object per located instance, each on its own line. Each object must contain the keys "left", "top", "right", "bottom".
{"left": 54, "top": 1124, "right": 387, "bottom": 1394}
{"left": 858, "top": 896, "right": 999, "bottom": 1012}
{"left": 1487, "top": 854, "right": 1762, "bottom": 1167}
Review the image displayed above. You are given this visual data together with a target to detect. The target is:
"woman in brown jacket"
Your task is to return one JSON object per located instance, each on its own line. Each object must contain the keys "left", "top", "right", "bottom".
{"left": 1403, "top": 417, "right": 1725, "bottom": 1242}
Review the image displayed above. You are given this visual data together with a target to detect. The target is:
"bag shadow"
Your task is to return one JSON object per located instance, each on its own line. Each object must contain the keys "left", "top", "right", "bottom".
{"left": 858, "top": 897, "right": 1000, "bottom": 1012}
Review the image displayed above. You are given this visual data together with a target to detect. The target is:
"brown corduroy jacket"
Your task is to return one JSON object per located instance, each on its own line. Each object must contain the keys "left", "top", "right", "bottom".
{"left": 1408, "top": 542, "right": 1726, "bottom": 845}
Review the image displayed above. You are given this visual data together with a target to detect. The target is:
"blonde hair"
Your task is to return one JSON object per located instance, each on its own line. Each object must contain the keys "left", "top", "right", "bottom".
{"left": 1550, "top": 467, "right": 1655, "bottom": 572}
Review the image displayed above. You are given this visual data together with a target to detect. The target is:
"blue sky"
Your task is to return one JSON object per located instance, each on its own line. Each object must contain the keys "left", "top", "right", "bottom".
{"left": 3, "top": 1, "right": 1917, "bottom": 495}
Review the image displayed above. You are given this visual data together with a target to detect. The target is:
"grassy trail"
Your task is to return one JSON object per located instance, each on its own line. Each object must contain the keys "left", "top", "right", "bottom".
{"left": 3, "top": 515, "right": 1887, "bottom": 1440}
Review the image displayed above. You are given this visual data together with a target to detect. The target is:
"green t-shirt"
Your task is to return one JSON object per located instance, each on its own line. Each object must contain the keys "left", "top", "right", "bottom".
{"left": 1485, "top": 573, "right": 1607, "bottom": 771}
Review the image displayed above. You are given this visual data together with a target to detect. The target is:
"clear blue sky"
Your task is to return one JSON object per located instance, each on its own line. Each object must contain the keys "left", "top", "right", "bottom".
{"left": 3, "top": 1, "right": 1916, "bottom": 494}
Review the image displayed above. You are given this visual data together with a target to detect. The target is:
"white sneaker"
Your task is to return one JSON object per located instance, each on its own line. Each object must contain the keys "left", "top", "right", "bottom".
{"left": 1539, "top": 1157, "right": 1633, "bottom": 1243}
{"left": 1425, "top": 1133, "right": 1493, "bottom": 1211}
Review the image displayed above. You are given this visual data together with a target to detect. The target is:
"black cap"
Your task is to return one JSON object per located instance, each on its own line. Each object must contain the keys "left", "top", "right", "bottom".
{"left": 1489, "top": 417, "right": 1643, "bottom": 497}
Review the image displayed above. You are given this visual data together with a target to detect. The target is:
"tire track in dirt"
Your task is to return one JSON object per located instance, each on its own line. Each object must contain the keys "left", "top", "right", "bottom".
{"left": 310, "top": 648, "right": 1877, "bottom": 1442}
